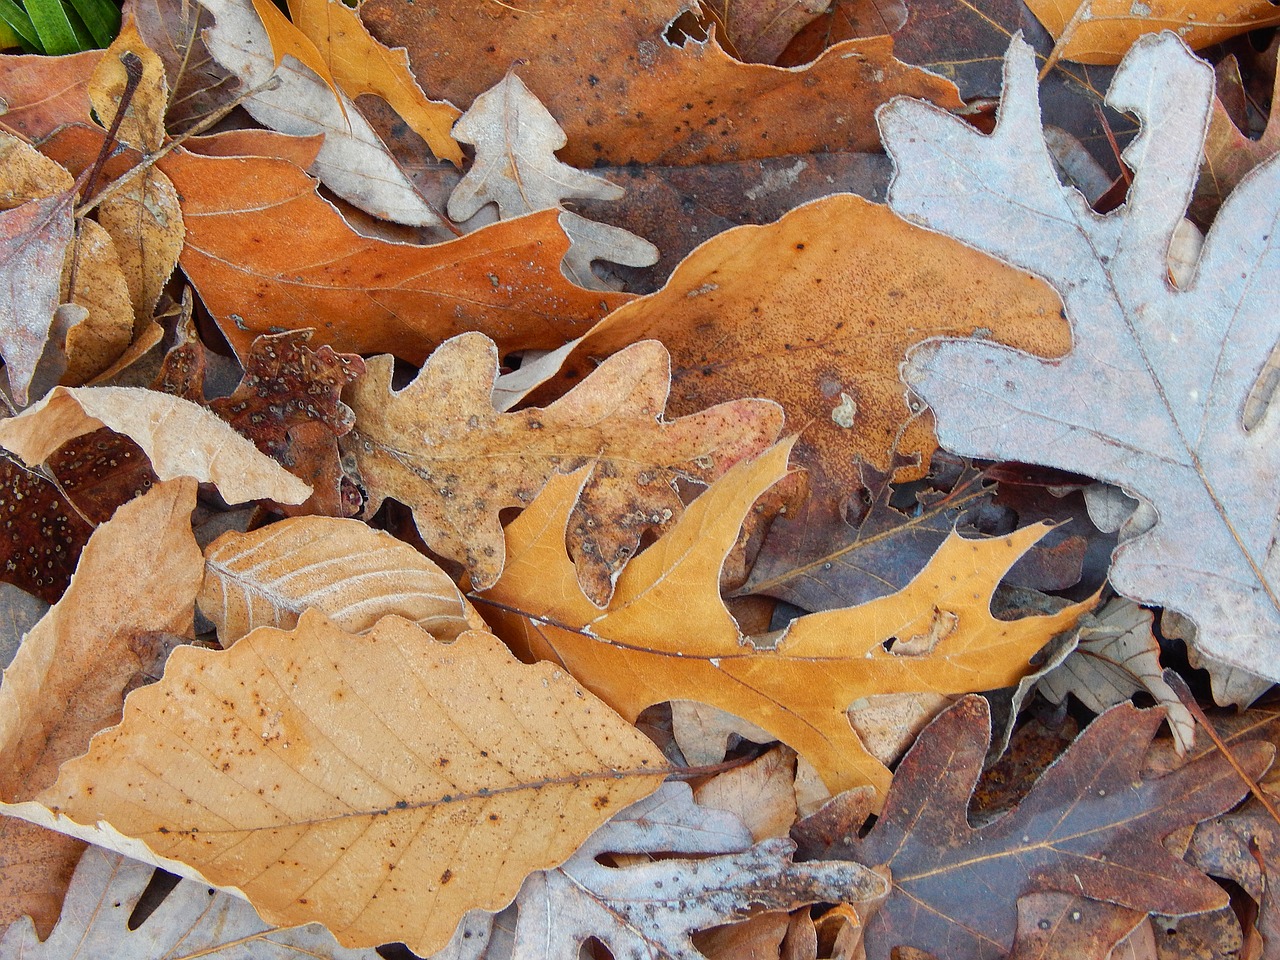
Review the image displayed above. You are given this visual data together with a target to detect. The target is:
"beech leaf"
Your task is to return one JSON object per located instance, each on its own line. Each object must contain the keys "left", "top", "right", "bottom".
{"left": 199, "top": 515, "right": 488, "bottom": 647}
{"left": 0, "top": 386, "right": 312, "bottom": 505}
{"left": 891, "top": 33, "right": 1280, "bottom": 681}
{"left": 0, "top": 845, "right": 381, "bottom": 959}
{"left": 27, "top": 612, "right": 667, "bottom": 956}
{"left": 481, "top": 439, "right": 1096, "bottom": 798}
{"left": 344, "top": 333, "right": 782, "bottom": 602}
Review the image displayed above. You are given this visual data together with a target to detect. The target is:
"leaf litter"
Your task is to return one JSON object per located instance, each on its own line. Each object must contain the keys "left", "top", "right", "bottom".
{"left": 0, "top": 2, "right": 1278, "bottom": 958}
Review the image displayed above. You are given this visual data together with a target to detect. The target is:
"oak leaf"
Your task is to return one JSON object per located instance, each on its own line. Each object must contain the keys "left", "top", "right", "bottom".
{"left": 480, "top": 439, "right": 1095, "bottom": 798}
{"left": 448, "top": 73, "right": 658, "bottom": 288}
{"left": 0, "top": 479, "right": 202, "bottom": 938}
{"left": 797, "top": 696, "right": 1271, "bottom": 960}
{"left": 344, "top": 333, "right": 782, "bottom": 601}
{"left": 0, "top": 386, "right": 311, "bottom": 505}
{"left": 428, "top": 782, "right": 885, "bottom": 960}
{"left": 156, "top": 148, "right": 628, "bottom": 364}
{"left": 891, "top": 33, "right": 1280, "bottom": 682}
{"left": 1, "top": 845, "right": 381, "bottom": 959}
{"left": 199, "top": 516, "right": 487, "bottom": 647}
{"left": 25, "top": 611, "right": 667, "bottom": 956}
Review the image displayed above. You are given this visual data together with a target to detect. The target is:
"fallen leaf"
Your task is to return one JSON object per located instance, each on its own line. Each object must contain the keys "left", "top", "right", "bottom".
{"left": 157, "top": 148, "right": 628, "bottom": 363}
{"left": 60, "top": 219, "right": 135, "bottom": 385}
{"left": 286, "top": 0, "right": 462, "bottom": 166}
{"left": 694, "top": 911, "right": 792, "bottom": 960}
{"left": 359, "top": 0, "right": 962, "bottom": 167}
{"left": 693, "top": 746, "right": 798, "bottom": 842}
{"left": 0, "top": 479, "right": 201, "bottom": 938}
{"left": 482, "top": 439, "right": 1095, "bottom": 797}
{"left": 0, "top": 844, "right": 382, "bottom": 958}
{"left": 430, "top": 781, "right": 885, "bottom": 960}
{"left": 448, "top": 73, "right": 658, "bottom": 288}
{"left": 700, "top": 0, "right": 829, "bottom": 63}
{"left": 125, "top": 0, "right": 235, "bottom": 135}
{"left": 209, "top": 330, "right": 364, "bottom": 516}
{"left": 1008, "top": 893, "right": 1150, "bottom": 960}
{"left": 198, "top": 0, "right": 441, "bottom": 227}
{"left": 88, "top": 20, "right": 168, "bottom": 153}
{"left": 891, "top": 33, "right": 1280, "bottom": 681}
{"left": 0, "top": 51, "right": 98, "bottom": 141}
{"left": 246, "top": 0, "right": 344, "bottom": 107}
{"left": 345, "top": 333, "right": 782, "bottom": 600}
{"left": 1038, "top": 598, "right": 1195, "bottom": 754}
{"left": 799, "top": 696, "right": 1272, "bottom": 960}
{"left": 27, "top": 611, "right": 667, "bottom": 955}
{"left": 778, "top": 0, "right": 908, "bottom": 64}
{"left": 1027, "top": 0, "right": 1280, "bottom": 66}
{"left": 199, "top": 515, "right": 486, "bottom": 647}
{"left": 0, "top": 386, "right": 311, "bottom": 505}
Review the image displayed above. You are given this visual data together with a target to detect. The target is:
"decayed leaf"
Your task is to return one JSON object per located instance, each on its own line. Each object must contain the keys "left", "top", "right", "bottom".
{"left": 429, "top": 782, "right": 885, "bottom": 960}
{"left": 197, "top": 0, "right": 440, "bottom": 227}
{"left": 891, "top": 34, "right": 1280, "bottom": 682}
{"left": 482, "top": 439, "right": 1095, "bottom": 798}
{"left": 0, "top": 479, "right": 201, "bottom": 938}
{"left": 800, "top": 696, "right": 1272, "bottom": 960}
{"left": 157, "top": 148, "right": 628, "bottom": 363}
{"left": 1038, "top": 598, "right": 1194, "bottom": 754}
{"left": 345, "top": 333, "right": 782, "bottom": 601}
{"left": 286, "top": 0, "right": 462, "bottom": 167}
{"left": 209, "top": 330, "right": 365, "bottom": 517}
{"left": 360, "top": 0, "right": 961, "bottom": 167}
{"left": 448, "top": 73, "right": 657, "bottom": 287}
{"left": 26, "top": 611, "right": 667, "bottom": 955}
{"left": 1026, "top": 0, "right": 1280, "bottom": 65}
{"left": 0, "top": 386, "right": 311, "bottom": 504}
{"left": 199, "top": 516, "right": 486, "bottom": 646}
{"left": 1, "top": 845, "right": 381, "bottom": 959}
{"left": 701, "top": 0, "right": 830, "bottom": 63}
{"left": 126, "top": 0, "right": 235, "bottom": 134}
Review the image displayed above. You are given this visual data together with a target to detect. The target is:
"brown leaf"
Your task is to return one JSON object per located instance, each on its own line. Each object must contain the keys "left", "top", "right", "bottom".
{"left": 699, "top": 0, "right": 829, "bottom": 63}
{"left": 199, "top": 515, "right": 487, "bottom": 646}
{"left": 0, "top": 386, "right": 312, "bottom": 505}
{"left": 28, "top": 611, "right": 667, "bottom": 955}
{"left": 345, "top": 333, "right": 782, "bottom": 600}
{"left": 359, "top": 0, "right": 961, "bottom": 167}
{"left": 808, "top": 696, "right": 1272, "bottom": 960}
{"left": 482, "top": 440, "right": 1096, "bottom": 798}
{"left": 0, "top": 458, "right": 92, "bottom": 604}
{"left": 0, "top": 479, "right": 201, "bottom": 937}
{"left": 693, "top": 747, "right": 798, "bottom": 842}
{"left": 156, "top": 147, "right": 628, "bottom": 364}
{"left": 125, "top": 0, "right": 234, "bottom": 134}
{"left": 0, "top": 51, "right": 98, "bottom": 142}
{"left": 892, "top": 35, "right": 1280, "bottom": 680}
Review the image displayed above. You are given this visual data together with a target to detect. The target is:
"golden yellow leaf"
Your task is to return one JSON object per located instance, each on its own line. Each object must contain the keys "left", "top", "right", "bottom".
{"left": 287, "top": 0, "right": 462, "bottom": 166}
{"left": 32, "top": 611, "right": 667, "bottom": 955}
{"left": 247, "top": 0, "right": 345, "bottom": 114}
{"left": 481, "top": 439, "right": 1096, "bottom": 799}
{"left": 0, "top": 479, "right": 202, "bottom": 936}
{"left": 200, "top": 515, "right": 488, "bottom": 647}
{"left": 0, "top": 386, "right": 311, "bottom": 505}
{"left": 88, "top": 20, "right": 168, "bottom": 152}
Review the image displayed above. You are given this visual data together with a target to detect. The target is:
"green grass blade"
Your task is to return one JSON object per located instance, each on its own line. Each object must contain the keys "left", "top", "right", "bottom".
{"left": 0, "top": 0, "right": 39, "bottom": 47}
{"left": 63, "top": 1, "right": 95, "bottom": 47}
{"left": 65, "top": 0, "right": 116, "bottom": 47}
{"left": 24, "top": 0, "right": 79, "bottom": 52}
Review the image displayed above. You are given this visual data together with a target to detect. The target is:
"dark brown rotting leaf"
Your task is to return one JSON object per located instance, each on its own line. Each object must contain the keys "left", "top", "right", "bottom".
{"left": 47, "top": 429, "right": 159, "bottom": 526}
{"left": 151, "top": 303, "right": 207, "bottom": 404}
{"left": 0, "top": 457, "right": 92, "bottom": 604}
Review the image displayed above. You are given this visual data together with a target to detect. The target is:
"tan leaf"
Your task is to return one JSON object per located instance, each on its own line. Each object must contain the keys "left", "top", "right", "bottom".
{"left": 96, "top": 166, "right": 184, "bottom": 332}
{"left": 693, "top": 747, "right": 799, "bottom": 842}
{"left": 481, "top": 439, "right": 1096, "bottom": 798}
{"left": 199, "top": 516, "right": 487, "bottom": 647}
{"left": 88, "top": 20, "right": 169, "bottom": 153}
{"left": 30, "top": 611, "right": 667, "bottom": 955}
{"left": 0, "top": 386, "right": 311, "bottom": 504}
{"left": 345, "top": 333, "right": 782, "bottom": 601}
{"left": 156, "top": 147, "right": 628, "bottom": 364}
{"left": 60, "top": 220, "right": 134, "bottom": 385}
{"left": 286, "top": 0, "right": 462, "bottom": 167}
{"left": 701, "top": 0, "right": 830, "bottom": 63}
{"left": 0, "top": 479, "right": 201, "bottom": 937}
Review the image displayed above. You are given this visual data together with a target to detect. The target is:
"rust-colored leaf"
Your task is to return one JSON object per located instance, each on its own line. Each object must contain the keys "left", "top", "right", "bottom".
{"left": 0, "top": 51, "right": 98, "bottom": 142}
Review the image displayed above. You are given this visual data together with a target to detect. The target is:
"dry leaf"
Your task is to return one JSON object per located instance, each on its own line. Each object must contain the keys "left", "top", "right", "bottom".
{"left": 701, "top": 0, "right": 829, "bottom": 63}
{"left": 1038, "top": 598, "right": 1195, "bottom": 754}
{"left": 482, "top": 439, "right": 1096, "bottom": 798}
{"left": 157, "top": 148, "right": 627, "bottom": 364}
{"left": 1027, "top": 0, "right": 1280, "bottom": 65}
{"left": 1192, "top": 55, "right": 1280, "bottom": 226}
{"left": 60, "top": 219, "right": 134, "bottom": 385}
{"left": 448, "top": 73, "right": 657, "bottom": 287}
{"left": 891, "top": 34, "right": 1280, "bottom": 681}
{"left": 428, "top": 781, "right": 885, "bottom": 960}
{"left": 0, "top": 845, "right": 381, "bottom": 958}
{"left": 246, "top": 0, "right": 344, "bottom": 106}
{"left": 286, "top": 0, "right": 462, "bottom": 166}
{"left": 693, "top": 746, "right": 799, "bottom": 842}
{"left": 0, "top": 386, "right": 311, "bottom": 504}
{"left": 798, "top": 696, "right": 1272, "bottom": 960}
{"left": 27, "top": 612, "right": 666, "bottom": 955}
{"left": 199, "top": 515, "right": 486, "bottom": 646}
{"left": 345, "top": 333, "right": 782, "bottom": 601}
{"left": 0, "top": 52, "right": 98, "bottom": 142}
{"left": 197, "top": 0, "right": 441, "bottom": 227}
{"left": 0, "top": 479, "right": 201, "bottom": 937}
{"left": 88, "top": 20, "right": 168, "bottom": 153}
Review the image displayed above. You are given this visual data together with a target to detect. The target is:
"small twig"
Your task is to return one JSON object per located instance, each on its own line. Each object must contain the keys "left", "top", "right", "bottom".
{"left": 81, "top": 51, "right": 146, "bottom": 206}
{"left": 1163, "top": 667, "right": 1280, "bottom": 829}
